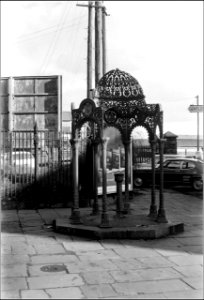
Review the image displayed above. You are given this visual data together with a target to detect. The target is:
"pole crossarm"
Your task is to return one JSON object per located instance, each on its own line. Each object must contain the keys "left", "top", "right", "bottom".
{"left": 77, "top": 3, "right": 108, "bottom": 11}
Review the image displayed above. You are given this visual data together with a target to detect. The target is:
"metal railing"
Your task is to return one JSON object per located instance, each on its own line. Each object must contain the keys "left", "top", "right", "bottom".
{"left": 0, "top": 129, "right": 72, "bottom": 208}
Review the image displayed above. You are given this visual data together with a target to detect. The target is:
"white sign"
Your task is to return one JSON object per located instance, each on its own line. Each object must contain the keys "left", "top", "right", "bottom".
{"left": 188, "top": 105, "right": 203, "bottom": 113}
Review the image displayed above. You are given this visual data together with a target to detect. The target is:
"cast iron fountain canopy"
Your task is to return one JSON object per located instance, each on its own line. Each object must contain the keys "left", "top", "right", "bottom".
{"left": 97, "top": 68, "right": 146, "bottom": 108}
{"left": 53, "top": 68, "right": 184, "bottom": 239}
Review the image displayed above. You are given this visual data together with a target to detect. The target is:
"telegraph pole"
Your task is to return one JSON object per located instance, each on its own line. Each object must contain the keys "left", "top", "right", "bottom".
{"left": 87, "top": 1, "right": 93, "bottom": 98}
{"left": 95, "top": 1, "right": 102, "bottom": 86}
{"left": 77, "top": 1, "right": 93, "bottom": 99}
{"left": 102, "top": 4, "right": 107, "bottom": 75}
{"left": 77, "top": 1, "right": 108, "bottom": 92}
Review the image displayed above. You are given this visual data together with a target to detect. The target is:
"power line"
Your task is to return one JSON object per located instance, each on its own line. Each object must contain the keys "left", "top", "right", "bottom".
{"left": 40, "top": 2, "right": 73, "bottom": 75}
{"left": 16, "top": 18, "right": 87, "bottom": 44}
{"left": 16, "top": 14, "right": 87, "bottom": 41}
{"left": 69, "top": 9, "right": 87, "bottom": 73}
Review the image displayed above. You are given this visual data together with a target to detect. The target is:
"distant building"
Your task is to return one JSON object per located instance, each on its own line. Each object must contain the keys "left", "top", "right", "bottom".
{"left": 164, "top": 131, "right": 178, "bottom": 154}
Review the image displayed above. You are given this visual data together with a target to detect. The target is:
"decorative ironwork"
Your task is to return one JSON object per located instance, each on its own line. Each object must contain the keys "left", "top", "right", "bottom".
{"left": 72, "top": 98, "right": 103, "bottom": 141}
{"left": 71, "top": 68, "right": 166, "bottom": 225}
{"left": 97, "top": 68, "right": 145, "bottom": 101}
{"left": 104, "top": 109, "right": 117, "bottom": 124}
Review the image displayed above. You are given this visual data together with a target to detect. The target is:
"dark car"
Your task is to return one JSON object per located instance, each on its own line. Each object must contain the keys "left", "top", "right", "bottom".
{"left": 133, "top": 158, "right": 203, "bottom": 191}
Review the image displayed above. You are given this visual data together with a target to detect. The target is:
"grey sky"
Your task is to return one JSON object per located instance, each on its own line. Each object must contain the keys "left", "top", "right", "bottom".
{"left": 1, "top": 1, "right": 203, "bottom": 135}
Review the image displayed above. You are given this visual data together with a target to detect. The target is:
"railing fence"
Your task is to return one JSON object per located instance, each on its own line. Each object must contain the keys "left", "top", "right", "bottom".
{"left": 0, "top": 129, "right": 72, "bottom": 209}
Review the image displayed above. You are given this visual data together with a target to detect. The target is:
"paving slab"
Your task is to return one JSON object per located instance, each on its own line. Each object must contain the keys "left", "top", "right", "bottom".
{"left": 1, "top": 290, "right": 20, "bottom": 299}
{"left": 163, "top": 289, "right": 203, "bottom": 299}
{"left": 21, "top": 290, "right": 50, "bottom": 299}
{"left": 11, "top": 242, "right": 36, "bottom": 255}
{"left": 136, "top": 256, "right": 177, "bottom": 268}
{"left": 32, "top": 243, "right": 66, "bottom": 255}
{"left": 77, "top": 249, "right": 121, "bottom": 261}
{"left": 166, "top": 254, "right": 203, "bottom": 266}
{"left": 1, "top": 264, "right": 27, "bottom": 278}
{"left": 181, "top": 277, "right": 203, "bottom": 290}
{"left": 45, "top": 287, "right": 84, "bottom": 299}
{"left": 113, "top": 247, "right": 160, "bottom": 258}
{"left": 80, "top": 283, "right": 117, "bottom": 298}
{"left": 62, "top": 239, "right": 105, "bottom": 252}
{"left": 81, "top": 271, "right": 115, "bottom": 284}
{"left": 110, "top": 267, "right": 182, "bottom": 282}
{"left": 1, "top": 277, "right": 28, "bottom": 291}
{"left": 112, "top": 279, "right": 192, "bottom": 295}
{"left": 64, "top": 259, "right": 119, "bottom": 273}
{"left": 27, "top": 274, "right": 84, "bottom": 289}
{"left": 1, "top": 254, "right": 30, "bottom": 265}
{"left": 173, "top": 264, "right": 203, "bottom": 277}
{"left": 28, "top": 263, "right": 68, "bottom": 277}
{"left": 109, "top": 258, "right": 145, "bottom": 271}
{"left": 30, "top": 254, "right": 79, "bottom": 264}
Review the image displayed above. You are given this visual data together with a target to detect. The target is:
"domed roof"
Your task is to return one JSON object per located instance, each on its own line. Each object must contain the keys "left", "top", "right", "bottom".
{"left": 96, "top": 68, "right": 145, "bottom": 101}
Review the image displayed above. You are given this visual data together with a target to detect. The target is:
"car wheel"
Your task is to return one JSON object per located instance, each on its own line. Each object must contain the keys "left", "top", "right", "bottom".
{"left": 192, "top": 179, "right": 203, "bottom": 191}
{"left": 134, "top": 177, "right": 143, "bottom": 188}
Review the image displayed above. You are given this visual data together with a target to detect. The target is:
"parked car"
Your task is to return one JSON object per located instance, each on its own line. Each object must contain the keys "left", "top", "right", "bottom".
{"left": 133, "top": 158, "right": 203, "bottom": 191}
{"left": 1, "top": 151, "right": 35, "bottom": 179}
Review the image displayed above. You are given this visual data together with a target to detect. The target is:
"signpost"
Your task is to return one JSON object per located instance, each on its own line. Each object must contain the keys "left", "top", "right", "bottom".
{"left": 188, "top": 105, "right": 203, "bottom": 113}
{"left": 188, "top": 96, "right": 203, "bottom": 152}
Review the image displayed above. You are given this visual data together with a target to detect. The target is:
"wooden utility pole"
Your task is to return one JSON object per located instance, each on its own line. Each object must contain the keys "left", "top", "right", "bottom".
{"left": 77, "top": 1, "right": 108, "bottom": 93}
{"left": 95, "top": 1, "right": 102, "bottom": 86}
{"left": 102, "top": 4, "right": 107, "bottom": 75}
{"left": 77, "top": 1, "right": 93, "bottom": 99}
{"left": 87, "top": 2, "right": 93, "bottom": 98}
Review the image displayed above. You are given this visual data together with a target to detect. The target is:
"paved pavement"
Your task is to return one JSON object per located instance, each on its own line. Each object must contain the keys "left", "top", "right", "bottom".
{"left": 1, "top": 188, "right": 203, "bottom": 299}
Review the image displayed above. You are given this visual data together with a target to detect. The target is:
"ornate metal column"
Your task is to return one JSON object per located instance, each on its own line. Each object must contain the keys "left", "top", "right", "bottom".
{"left": 123, "top": 139, "right": 130, "bottom": 214}
{"left": 114, "top": 172, "right": 124, "bottom": 218}
{"left": 99, "top": 137, "right": 111, "bottom": 227}
{"left": 70, "top": 138, "right": 82, "bottom": 224}
{"left": 148, "top": 138, "right": 157, "bottom": 219}
{"left": 92, "top": 140, "right": 100, "bottom": 215}
{"left": 156, "top": 125, "right": 168, "bottom": 223}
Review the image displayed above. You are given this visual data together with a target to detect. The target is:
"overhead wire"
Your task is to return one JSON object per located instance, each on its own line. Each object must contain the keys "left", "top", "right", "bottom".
{"left": 16, "top": 17, "right": 87, "bottom": 44}
{"left": 16, "top": 14, "right": 87, "bottom": 41}
{"left": 69, "top": 8, "right": 87, "bottom": 73}
{"left": 40, "top": 2, "right": 73, "bottom": 75}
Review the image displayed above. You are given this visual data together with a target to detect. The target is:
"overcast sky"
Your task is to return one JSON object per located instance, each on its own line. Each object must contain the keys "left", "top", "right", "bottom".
{"left": 1, "top": 1, "right": 203, "bottom": 136}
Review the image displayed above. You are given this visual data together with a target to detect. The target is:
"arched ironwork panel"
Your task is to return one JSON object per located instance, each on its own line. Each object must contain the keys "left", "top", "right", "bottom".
{"left": 72, "top": 98, "right": 103, "bottom": 141}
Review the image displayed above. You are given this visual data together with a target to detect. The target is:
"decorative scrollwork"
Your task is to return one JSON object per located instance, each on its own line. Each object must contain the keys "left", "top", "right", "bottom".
{"left": 104, "top": 109, "right": 117, "bottom": 124}
{"left": 72, "top": 69, "right": 163, "bottom": 145}
{"left": 97, "top": 68, "right": 145, "bottom": 101}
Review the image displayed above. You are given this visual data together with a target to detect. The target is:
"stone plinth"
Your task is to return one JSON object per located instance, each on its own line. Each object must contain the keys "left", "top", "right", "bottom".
{"left": 54, "top": 209, "right": 184, "bottom": 240}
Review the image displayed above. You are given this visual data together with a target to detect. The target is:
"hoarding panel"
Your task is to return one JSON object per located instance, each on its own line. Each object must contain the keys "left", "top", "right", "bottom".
{"left": 0, "top": 114, "right": 9, "bottom": 131}
{"left": 35, "top": 78, "right": 58, "bottom": 94}
{"left": 14, "top": 79, "right": 34, "bottom": 94}
{"left": 0, "top": 96, "right": 9, "bottom": 113}
{"left": 14, "top": 97, "right": 35, "bottom": 112}
{"left": 36, "top": 96, "right": 58, "bottom": 112}
{"left": 0, "top": 79, "right": 9, "bottom": 95}
{"left": 0, "top": 76, "right": 61, "bottom": 132}
{"left": 35, "top": 115, "right": 45, "bottom": 130}
{"left": 45, "top": 114, "right": 58, "bottom": 130}
{"left": 14, "top": 114, "right": 34, "bottom": 130}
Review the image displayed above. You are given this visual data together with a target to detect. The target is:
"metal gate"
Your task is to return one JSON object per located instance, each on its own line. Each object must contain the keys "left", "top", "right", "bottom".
{"left": 0, "top": 129, "right": 72, "bottom": 209}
